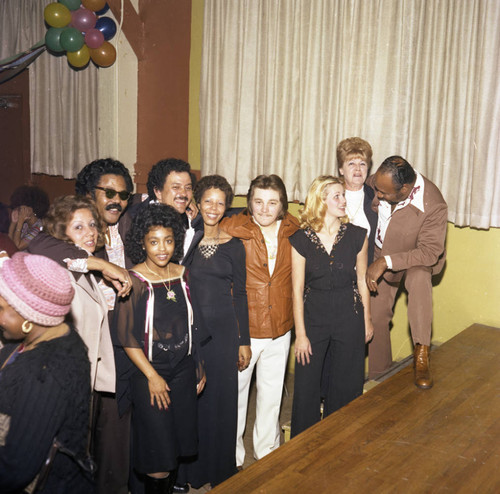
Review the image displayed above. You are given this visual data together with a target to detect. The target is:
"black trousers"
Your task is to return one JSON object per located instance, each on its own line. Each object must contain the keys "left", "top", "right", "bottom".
{"left": 91, "top": 392, "right": 131, "bottom": 494}
{"left": 291, "top": 288, "right": 365, "bottom": 438}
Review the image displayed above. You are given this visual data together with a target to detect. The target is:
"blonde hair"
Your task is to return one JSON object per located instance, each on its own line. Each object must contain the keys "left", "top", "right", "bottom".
{"left": 299, "top": 176, "right": 348, "bottom": 231}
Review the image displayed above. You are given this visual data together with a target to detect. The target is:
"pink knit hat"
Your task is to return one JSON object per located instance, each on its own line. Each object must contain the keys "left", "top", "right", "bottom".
{"left": 0, "top": 252, "right": 74, "bottom": 326}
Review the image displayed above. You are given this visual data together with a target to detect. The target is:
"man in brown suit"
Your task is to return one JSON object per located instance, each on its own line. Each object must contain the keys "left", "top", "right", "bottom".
{"left": 366, "top": 156, "right": 447, "bottom": 389}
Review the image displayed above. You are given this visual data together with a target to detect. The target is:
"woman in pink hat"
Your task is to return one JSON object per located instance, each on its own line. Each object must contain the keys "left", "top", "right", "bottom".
{"left": 0, "top": 252, "right": 93, "bottom": 493}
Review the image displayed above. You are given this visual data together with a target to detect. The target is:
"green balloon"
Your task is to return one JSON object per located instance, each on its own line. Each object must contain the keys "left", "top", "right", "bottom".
{"left": 59, "top": 0, "right": 82, "bottom": 11}
{"left": 60, "top": 27, "right": 85, "bottom": 52}
{"left": 45, "top": 27, "right": 66, "bottom": 53}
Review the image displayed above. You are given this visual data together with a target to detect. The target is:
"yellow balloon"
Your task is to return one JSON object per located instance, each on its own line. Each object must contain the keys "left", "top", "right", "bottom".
{"left": 44, "top": 3, "right": 72, "bottom": 28}
{"left": 67, "top": 45, "right": 91, "bottom": 69}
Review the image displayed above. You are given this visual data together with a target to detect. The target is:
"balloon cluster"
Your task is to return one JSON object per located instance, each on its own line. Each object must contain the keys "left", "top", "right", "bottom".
{"left": 44, "top": 0, "right": 117, "bottom": 69}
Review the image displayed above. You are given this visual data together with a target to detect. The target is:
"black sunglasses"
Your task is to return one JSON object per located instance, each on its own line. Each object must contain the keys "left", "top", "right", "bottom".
{"left": 94, "top": 186, "right": 131, "bottom": 201}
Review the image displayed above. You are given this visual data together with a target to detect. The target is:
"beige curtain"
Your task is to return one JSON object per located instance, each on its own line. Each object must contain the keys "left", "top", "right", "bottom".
{"left": 0, "top": 0, "right": 98, "bottom": 178}
{"left": 200, "top": 0, "right": 500, "bottom": 228}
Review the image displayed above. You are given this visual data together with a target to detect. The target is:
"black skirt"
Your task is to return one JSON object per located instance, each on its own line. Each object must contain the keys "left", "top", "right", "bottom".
{"left": 130, "top": 353, "right": 198, "bottom": 473}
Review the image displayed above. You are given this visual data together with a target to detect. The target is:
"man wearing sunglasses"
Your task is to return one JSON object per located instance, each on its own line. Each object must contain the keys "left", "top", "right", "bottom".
{"left": 75, "top": 158, "right": 135, "bottom": 267}
{"left": 29, "top": 158, "right": 135, "bottom": 494}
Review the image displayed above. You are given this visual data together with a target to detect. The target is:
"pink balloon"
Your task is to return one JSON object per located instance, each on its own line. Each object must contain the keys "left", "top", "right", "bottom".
{"left": 85, "top": 28, "right": 105, "bottom": 49}
{"left": 71, "top": 7, "right": 97, "bottom": 32}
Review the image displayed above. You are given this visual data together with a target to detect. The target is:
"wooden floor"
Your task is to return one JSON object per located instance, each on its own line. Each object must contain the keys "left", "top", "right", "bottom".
{"left": 212, "top": 324, "right": 500, "bottom": 493}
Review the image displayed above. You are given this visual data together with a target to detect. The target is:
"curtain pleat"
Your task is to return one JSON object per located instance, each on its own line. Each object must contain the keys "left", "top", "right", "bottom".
{"left": 200, "top": 0, "right": 500, "bottom": 228}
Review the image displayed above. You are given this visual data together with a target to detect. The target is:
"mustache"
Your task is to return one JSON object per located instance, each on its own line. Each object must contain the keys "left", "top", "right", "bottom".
{"left": 175, "top": 195, "right": 189, "bottom": 202}
{"left": 105, "top": 203, "right": 123, "bottom": 212}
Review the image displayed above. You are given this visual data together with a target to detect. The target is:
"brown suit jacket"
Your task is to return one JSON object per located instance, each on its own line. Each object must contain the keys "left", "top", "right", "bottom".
{"left": 366, "top": 174, "right": 448, "bottom": 283}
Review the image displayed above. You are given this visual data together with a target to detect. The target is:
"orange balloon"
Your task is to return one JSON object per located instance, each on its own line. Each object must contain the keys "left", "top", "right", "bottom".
{"left": 67, "top": 45, "right": 91, "bottom": 68}
{"left": 90, "top": 41, "right": 116, "bottom": 67}
{"left": 44, "top": 3, "right": 71, "bottom": 28}
{"left": 82, "top": 0, "right": 107, "bottom": 12}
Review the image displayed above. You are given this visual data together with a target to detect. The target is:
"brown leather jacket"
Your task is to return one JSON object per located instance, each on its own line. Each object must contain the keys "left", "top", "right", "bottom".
{"left": 221, "top": 210, "right": 299, "bottom": 339}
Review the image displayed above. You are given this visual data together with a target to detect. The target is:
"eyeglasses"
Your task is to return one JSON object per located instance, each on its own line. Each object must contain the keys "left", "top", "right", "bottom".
{"left": 94, "top": 186, "right": 131, "bottom": 201}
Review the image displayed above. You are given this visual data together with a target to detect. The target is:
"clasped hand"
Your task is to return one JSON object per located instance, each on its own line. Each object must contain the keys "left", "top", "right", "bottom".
{"left": 366, "top": 257, "right": 388, "bottom": 293}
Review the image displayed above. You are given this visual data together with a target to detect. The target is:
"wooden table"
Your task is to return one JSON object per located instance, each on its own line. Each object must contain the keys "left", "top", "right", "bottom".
{"left": 213, "top": 324, "right": 500, "bottom": 493}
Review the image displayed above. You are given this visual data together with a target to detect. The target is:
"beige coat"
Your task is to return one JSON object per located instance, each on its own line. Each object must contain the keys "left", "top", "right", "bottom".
{"left": 70, "top": 272, "right": 116, "bottom": 393}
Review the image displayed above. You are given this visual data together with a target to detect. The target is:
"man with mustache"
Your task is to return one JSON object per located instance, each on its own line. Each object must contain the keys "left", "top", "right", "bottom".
{"left": 146, "top": 158, "right": 204, "bottom": 264}
{"left": 365, "top": 156, "right": 447, "bottom": 390}
{"left": 29, "top": 158, "right": 134, "bottom": 494}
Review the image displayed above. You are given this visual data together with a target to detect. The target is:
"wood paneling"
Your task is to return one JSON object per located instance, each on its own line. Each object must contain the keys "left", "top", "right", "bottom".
{"left": 108, "top": 0, "right": 192, "bottom": 189}
{"left": 213, "top": 324, "right": 500, "bottom": 493}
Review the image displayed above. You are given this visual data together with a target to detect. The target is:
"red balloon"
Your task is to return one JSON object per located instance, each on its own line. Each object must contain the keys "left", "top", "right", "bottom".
{"left": 71, "top": 8, "right": 97, "bottom": 32}
{"left": 85, "top": 28, "right": 105, "bottom": 49}
{"left": 90, "top": 41, "right": 116, "bottom": 67}
{"left": 82, "top": 0, "right": 107, "bottom": 12}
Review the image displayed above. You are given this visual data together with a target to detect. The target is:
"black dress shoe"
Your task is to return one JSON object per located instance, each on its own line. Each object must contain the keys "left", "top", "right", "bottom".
{"left": 145, "top": 476, "right": 170, "bottom": 494}
{"left": 173, "top": 483, "right": 190, "bottom": 493}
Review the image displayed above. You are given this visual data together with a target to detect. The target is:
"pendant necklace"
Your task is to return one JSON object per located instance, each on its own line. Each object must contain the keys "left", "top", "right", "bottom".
{"left": 144, "top": 262, "right": 177, "bottom": 302}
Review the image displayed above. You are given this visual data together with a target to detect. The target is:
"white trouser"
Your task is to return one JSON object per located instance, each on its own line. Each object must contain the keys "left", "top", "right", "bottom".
{"left": 236, "top": 331, "right": 291, "bottom": 466}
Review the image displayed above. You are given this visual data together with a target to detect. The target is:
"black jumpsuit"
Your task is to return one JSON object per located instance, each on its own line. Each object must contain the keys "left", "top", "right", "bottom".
{"left": 290, "top": 223, "right": 366, "bottom": 437}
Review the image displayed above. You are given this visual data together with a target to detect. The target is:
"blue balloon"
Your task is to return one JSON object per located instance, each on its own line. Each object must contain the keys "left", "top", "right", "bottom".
{"left": 95, "top": 16, "right": 117, "bottom": 41}
{"left": 95, "top": 3, "right": 110, "bottom": 16}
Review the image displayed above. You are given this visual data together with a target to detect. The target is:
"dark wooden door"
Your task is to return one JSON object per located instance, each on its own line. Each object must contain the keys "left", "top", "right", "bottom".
{"left": 0, "top": 69, "right": 31, "bottom": 205}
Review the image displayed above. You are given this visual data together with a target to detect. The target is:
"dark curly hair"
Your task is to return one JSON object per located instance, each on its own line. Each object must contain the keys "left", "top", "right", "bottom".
{"left": 194, "top": 175, "right": 234, "bottom": 210}
{"left": 126, "top": 204, "right": 185, "bottom": 264}
{"left": 43, "top": 195, "right": 106, "bottom": 248}
{"left": 10, "top": 185, "right": 50, "bottom": 219}
{"left": 378, "top": 156, "right": 416, "bottom": 190}
{"left": 75, "top": 158, "right": 133, "bottom": 198}
{"left": 147, "top": 158, "right": 192, "bottom": 200}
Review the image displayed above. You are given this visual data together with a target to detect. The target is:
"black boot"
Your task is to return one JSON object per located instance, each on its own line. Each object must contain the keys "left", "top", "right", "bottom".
{"left": 144, "top": 475, "right": 171, "bottom": 494}
{"left": 170, "top": 467, "right": 189, "bottom": 493}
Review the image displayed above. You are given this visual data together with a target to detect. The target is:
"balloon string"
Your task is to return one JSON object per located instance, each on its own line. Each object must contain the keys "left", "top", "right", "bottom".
{"left": 117, "top": 0, "right": 124, "bottom": 43}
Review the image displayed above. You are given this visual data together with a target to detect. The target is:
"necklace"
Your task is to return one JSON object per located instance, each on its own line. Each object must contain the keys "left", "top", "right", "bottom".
{"left": 198, "top": 230, "right": 220, "bottom": 259}
{"left": 144, "top": 262, "right": 177, "bottom": 302}
{"left": 257, "top": 223, "right": 278, "bottom": 261}
{"left": 345, "top": 190, "right": 364, "bottom": 220}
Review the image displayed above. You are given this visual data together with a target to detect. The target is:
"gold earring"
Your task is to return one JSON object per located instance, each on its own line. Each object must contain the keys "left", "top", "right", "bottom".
{"left": 22, "top": 320, "right": 33, "bottom": 334}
